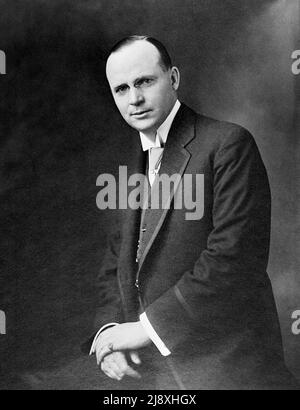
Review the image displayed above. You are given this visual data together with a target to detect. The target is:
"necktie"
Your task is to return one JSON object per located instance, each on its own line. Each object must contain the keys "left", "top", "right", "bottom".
{"left": 148, "top": 147, "right": 164, "bottom": 186}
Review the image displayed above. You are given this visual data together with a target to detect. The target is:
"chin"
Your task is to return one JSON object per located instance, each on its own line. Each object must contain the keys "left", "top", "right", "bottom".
{"left": 128, "top": 119, "right": 157, "bottom": 134}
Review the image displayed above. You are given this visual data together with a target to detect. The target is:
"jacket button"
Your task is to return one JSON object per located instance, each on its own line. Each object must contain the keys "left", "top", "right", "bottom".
{"left": 135, "top": 279, "right": 139, "bottom": 289}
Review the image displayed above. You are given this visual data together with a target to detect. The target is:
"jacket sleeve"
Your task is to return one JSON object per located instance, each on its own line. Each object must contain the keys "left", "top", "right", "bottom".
{"left": 144, "top": 128, "right": 272, "bottom": 351}
{"left": 93, "top": 225, "right": 124, "bottom": 329}
{"left": 81, "top": 222, "right": 124, "bottom": 354}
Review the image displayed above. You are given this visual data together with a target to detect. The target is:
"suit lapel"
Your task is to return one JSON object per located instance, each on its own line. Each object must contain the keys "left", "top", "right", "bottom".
{"left": 117, "top": 136, "right": 146, "bottom": 319}
{"left": 137, "top": 104, "right": 196, "bottom": 274}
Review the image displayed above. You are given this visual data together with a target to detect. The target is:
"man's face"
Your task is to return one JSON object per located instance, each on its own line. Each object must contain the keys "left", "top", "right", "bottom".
{"left": 106, "top": 41, "right": 179, "bottom": 136}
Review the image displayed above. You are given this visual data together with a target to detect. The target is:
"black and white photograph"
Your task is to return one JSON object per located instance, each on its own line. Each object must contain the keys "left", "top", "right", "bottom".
{"left": 0, "top": 0, "right": 299, "bottom": 391}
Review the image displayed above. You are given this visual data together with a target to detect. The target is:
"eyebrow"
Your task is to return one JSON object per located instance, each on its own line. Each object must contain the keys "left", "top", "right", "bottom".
{"left": 114, "top": 83, "right": 127, "bottom": 92}
{"left": 113, "top": 75, "right": 157, "bottom": 92}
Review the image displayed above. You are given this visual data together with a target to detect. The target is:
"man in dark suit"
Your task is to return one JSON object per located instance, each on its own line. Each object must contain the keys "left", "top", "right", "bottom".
{"left": 84, "top": 35, "right": 298, "bottom": 389}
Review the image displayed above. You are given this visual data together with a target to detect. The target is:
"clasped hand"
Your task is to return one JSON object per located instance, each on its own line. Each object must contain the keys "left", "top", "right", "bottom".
{"left": 93, "top": 321, "right": 151, "bottom": 381}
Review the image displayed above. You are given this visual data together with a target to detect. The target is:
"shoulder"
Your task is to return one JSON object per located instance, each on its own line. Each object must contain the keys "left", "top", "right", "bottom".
{"left": 198, "top": 113, "right": 253, "bottom": 145}
{"left": 183, "top": 104, "right": 257, "bottom": 155}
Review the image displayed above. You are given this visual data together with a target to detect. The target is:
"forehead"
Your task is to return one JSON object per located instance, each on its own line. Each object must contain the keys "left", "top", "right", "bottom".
{"left": 106, "top": 41, "right": 163, "bottom": 85}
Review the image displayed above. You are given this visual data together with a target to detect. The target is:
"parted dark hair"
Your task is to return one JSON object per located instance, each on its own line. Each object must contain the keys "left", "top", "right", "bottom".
{"left": 108, "top": 35, "right": 173, "bottom": 71}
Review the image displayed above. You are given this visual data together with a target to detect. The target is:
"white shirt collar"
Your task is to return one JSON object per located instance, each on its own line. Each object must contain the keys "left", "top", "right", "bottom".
{"left": 139, "top": 100, "right": 181, "bottom": 151}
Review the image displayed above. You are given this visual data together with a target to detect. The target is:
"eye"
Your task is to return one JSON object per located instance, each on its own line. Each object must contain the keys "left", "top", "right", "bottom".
{"left": 135, "top": 78, "right": 153, "bottom": 87}
{"left": 141, "top": 78, "right": 152, "bottom": 85}
{"left": 115, "top": 85, "right": 128, "bottom": 94}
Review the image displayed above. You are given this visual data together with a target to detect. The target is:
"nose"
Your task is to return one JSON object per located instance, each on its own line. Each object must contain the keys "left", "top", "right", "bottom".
{"left": 128, "top": 87, "right": 144, "bottom": 106}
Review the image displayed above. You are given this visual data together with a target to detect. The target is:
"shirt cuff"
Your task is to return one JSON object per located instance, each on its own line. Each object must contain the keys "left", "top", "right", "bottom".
{"left": 89, "top": 323, "right": 118, "bottom": 355}
{"left": 140, "top": 312, "right": 171, "bottom": 356}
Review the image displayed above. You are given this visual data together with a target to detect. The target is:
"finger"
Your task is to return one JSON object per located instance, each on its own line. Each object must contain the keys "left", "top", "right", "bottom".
{"left": 124, "top": 365, "right": 142, "bottom": 379}
{"left": 110, "top": 351, "right": 128, "bottom": 369}
{"left": 100, "top": 361, "right": 115, "bottom": 380}
{"left": 129, "top": 351, "right": 141, "bottom": 365}
{"left": 96, "top": 343, "right": 114, "bottom": 365}
{"left": 110, "top": 352, "right": 141, "bottom": 379}
{"left": 100, "top": 361, "right": 122, "bottom": 381}
{"left": 109, "top": 352, "right": 130, "bottom": 376}
{"left": 103, "top": 355, "right": 124, "bottom": 380}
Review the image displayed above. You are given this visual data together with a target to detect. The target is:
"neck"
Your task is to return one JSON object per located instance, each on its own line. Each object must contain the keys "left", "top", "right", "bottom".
{"left": 142, "top": 97, "right": 178, "bottom": 141}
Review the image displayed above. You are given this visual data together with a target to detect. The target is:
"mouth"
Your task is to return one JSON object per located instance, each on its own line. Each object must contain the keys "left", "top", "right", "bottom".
{"left": 130, "top": 109, "right": 151, "bottom": 118}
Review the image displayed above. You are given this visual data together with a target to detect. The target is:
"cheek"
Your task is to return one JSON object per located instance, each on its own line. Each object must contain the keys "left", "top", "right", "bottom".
{"left": 148, "top": 84, "right": 170, "bottom": 106}
{"left": 114, "top": 98, "right": 128, "bottom": 116}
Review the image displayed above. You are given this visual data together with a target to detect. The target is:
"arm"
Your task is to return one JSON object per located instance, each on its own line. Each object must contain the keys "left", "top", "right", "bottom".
{"left": 93, "top": 225, "right": 124, "bottom": 329}
{"left": 81, "top": 222, "right": 124, "bottom": 354}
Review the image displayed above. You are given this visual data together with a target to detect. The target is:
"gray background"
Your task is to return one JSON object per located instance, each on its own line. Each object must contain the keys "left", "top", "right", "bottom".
{"left": 0, "top": 0, "right": 299, "bottom": 389}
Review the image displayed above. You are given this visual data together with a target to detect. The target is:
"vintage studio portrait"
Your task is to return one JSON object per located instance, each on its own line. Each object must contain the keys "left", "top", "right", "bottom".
{"left": 0, "top": 0, "right": 299, "bottom": 391}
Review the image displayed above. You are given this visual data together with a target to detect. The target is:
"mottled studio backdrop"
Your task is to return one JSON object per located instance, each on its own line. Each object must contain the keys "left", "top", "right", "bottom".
{"left": 0, "top": 0, "right": 299, "bottom": 389}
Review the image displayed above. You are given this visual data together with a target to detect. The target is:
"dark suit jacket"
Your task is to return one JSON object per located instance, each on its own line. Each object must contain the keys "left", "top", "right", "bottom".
{"left": 83, "top": 104, "right": 298, "bottom": 389}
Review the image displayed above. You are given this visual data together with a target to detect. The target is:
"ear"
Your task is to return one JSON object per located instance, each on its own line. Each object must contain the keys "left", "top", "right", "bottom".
{"left": 170, "top": 66, "right": 180, "bottom": 91}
